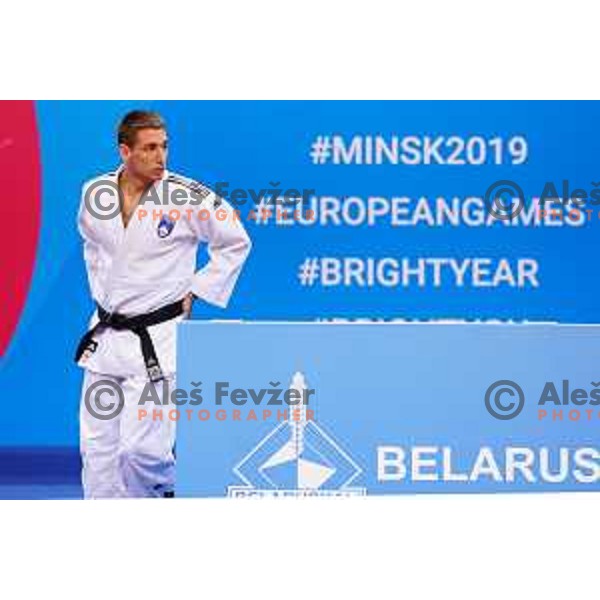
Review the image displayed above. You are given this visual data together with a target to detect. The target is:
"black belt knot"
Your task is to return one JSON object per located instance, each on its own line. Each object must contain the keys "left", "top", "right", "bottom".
{"left": 75, "top": 299, "right": 185, "bottom": 382}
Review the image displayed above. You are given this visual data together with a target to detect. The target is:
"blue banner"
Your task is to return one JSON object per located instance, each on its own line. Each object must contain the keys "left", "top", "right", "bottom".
{"left": 176, "top": 322, "right": 600, "bottom": 496}
{"left": 2, "top": 100, "right": 600, "bottom": 498}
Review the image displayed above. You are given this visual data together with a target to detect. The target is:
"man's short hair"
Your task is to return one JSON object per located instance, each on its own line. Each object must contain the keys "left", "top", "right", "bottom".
{"left": 117, "top": 110, "right": 166, "bottom": 147}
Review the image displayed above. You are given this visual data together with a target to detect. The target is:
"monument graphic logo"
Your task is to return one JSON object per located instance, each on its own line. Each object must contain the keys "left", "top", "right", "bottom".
{"left": 228, "top": 371, "right": 366, "bottom": 497}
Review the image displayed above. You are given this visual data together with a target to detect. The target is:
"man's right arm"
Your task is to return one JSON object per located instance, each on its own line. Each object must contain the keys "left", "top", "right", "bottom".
{"left": 77, "top": 182, "right": 102, "bottom": 302}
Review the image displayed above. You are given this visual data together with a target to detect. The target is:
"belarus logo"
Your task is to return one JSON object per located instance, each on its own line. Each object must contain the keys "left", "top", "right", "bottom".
{"left": 228, "top": 371, "right": 366, "bottom": 497}
{"left": 157, "top": 214, "right": 176, "bottom": 238}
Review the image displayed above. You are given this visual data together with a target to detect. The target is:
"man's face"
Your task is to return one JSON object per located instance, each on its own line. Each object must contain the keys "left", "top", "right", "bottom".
{"left": 120, "top": 128, "right": 168, "bottom": 182}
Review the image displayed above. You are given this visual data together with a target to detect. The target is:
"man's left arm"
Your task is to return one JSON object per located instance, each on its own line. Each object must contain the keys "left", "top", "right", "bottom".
{"left": 187, "top": 193, "right": 252, "bottom": 309}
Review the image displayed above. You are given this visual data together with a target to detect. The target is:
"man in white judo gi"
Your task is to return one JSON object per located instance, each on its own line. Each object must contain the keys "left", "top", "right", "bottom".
{"left": 75, "top": 110, "right": 251, "bottom": 499}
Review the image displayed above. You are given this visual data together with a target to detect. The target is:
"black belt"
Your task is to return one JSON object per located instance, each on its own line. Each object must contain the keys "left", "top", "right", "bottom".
{"left": 75, "top": 299, "right": 185, "bottom": 382}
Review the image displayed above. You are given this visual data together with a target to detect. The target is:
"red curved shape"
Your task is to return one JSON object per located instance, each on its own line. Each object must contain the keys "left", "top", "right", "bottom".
{"left": 0, "top": 101, "right": 41, "bottom": 357}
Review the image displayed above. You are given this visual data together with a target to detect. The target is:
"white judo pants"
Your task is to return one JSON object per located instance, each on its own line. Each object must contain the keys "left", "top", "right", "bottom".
{"left": 79, "top": 369, "right": 176, "bottom": 499}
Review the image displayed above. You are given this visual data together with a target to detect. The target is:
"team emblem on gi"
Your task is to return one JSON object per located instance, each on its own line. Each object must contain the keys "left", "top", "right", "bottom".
{"left": 157, "top": 214, "right": 176, "bottom": 238}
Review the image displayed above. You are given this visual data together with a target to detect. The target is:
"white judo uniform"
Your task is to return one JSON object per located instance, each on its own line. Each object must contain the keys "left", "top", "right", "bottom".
{"left": 77, "top": 167, "right": 251, "bottom": 498}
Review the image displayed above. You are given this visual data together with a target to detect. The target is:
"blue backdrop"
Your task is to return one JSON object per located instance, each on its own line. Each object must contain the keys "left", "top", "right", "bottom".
{"left": 2, "top": 101, "right": 599, "bottom": 449}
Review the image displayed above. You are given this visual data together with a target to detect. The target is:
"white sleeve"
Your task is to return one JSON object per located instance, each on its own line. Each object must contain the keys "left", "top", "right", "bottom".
{"left": 77, "top": 184, "right": 103, "bottom": 303}
{"left": 187, "top": 192, "right": 252, "bottom": 308}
